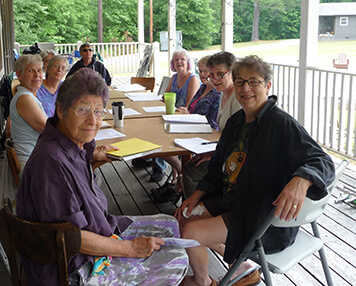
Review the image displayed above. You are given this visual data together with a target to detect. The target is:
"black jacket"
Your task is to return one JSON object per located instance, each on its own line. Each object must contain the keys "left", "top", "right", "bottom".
{"left": 66, "top": 57, "right": 112, "bottom": 86}
{"left": 197, "top": 95, "right": 335, "bottom": 263}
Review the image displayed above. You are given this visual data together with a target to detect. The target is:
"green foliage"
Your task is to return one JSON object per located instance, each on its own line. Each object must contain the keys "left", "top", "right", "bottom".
{"left": 147, "top": 0, "right": 220, "bottom": 50}
{"left": 14, "top": 0, "right": 97, "bottom": 45}
{"left": 233, "top": 0, "right": 301, "bottom": 42}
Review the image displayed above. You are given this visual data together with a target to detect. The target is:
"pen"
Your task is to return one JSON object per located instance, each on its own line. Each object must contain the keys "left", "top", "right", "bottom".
{"left": 201, "top": 141, "right": 218, "bottom": 145}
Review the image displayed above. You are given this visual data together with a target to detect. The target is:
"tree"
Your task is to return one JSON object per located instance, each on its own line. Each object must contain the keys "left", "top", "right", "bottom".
{"left": 251, "top": 2, "right": 260, "bottom": 41}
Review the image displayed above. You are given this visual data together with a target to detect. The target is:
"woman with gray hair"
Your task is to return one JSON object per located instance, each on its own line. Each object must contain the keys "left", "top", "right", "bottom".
{"left": 9, "top": 54, "right": 47, "bottom": 174}
{"left": 16, "top": 68, "right": 189, "bottom": 286}
{"left": 165, "top": 48, "right": 200, "bottom": 108}
{"left": 37, "top": 55, "right": 69, "bottom": 117}
{"left": 175, "top": 55, "right": 334, "bottom": 286}
{"left": 39, "top": 49, "right": 57, "bottom": 71}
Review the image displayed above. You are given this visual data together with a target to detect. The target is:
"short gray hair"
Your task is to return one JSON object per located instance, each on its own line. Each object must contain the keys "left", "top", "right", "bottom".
{"left": 197, "top": 55, "right": 211, "bottom": 67}
{"left": 170, "top": 49, "right": 194, "bottom": 72}
{"left": 232, "top": 55, "right": 272, "bottom": 83}
{"left": 39, "top": 49, "right": 57, "bottom": 60}
{"left": 14, "top": 54, "right": 42, "bottom": 73}
{"left": 47, "top": 55, "right": 69, "bottom": 70}
{"left": 54, "top": 69, "right": 109, "bottom": 122}
{"left": 206, "top": 52, "right": 236, "bottom": 71}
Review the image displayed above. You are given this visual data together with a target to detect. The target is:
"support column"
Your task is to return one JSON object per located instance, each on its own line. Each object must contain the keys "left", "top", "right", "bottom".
{"left": 137, "top": 0, "right": 144, "bottom": 44}
{"left": 221, "top": 0, "right": 233, "bottom": 52}
{"left": 168, "top": 0, "right": 176, "bottom": 76}
{"left": 298, "top": 0, "right": 319, "bottom": 132}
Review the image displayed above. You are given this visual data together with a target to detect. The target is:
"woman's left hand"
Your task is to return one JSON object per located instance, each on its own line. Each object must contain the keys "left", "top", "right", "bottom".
{"left": 93, "top": 145, "right": 119, "bottom": 163}
{"left": 272, "top": 176, "right": 313, "bottom": 221}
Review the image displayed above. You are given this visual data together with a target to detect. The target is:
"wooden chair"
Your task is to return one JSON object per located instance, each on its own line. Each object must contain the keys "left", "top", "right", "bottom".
{"left": 0, "top": 198, "right": 81, "bottom": 286}
{"left": 5, "top": 139, "right": 20, "bottom": 188}
{"left": 131, "top": 77, "right": 156, "bottom": 92}
{"left": 333, "top": 53, "right": 349, "bottom": 70}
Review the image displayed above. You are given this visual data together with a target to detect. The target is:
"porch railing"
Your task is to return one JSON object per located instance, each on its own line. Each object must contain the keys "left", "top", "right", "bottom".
{"left": 271, "top": 63, "right": 356, "bottom": 159}
{"left": 15, "top": 41, "right": 151, "bottom": 76}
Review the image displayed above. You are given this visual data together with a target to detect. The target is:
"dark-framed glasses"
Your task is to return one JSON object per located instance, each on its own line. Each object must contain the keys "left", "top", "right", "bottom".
{"left": 82, "top": 49, "right": 93, "bottom": 52}
{"left": 207, "top": 70, "right": 229, "bottom": 81}
{"left": 234, "top": 79, "right": 265, "bottom": 87}
{"left": 53, "top": 63, "right": 68, "bottom": 72}
{"left": 71, "top": 105, "right": 107, "bottom": 119}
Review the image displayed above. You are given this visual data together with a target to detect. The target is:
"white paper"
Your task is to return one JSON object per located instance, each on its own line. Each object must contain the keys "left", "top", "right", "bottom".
{"left": 95, "top": 129, "right": 126, "bottom": 141}
{"left": 126, "top": 92, "right": 161, "bottom": 102}
{"left": 114, "top": 84, "right": 146, "bottom": 92}
{"left": 162, "top": 238, "right": 200, "bottom": 248}
{"left": 174, "top": 137, "right": 217, "bottom": 154}
{"left": 124, "top": 108, "right": 141, "bottom": 116}
{"left": 100, "top": 121, "right": 111, "bottom": 128}
{"left": 167, "top": 124, "right": 212, "bottom": 134}
{"left": 143, "top": 106, "right": 166, "bottom": 113}
{"left": 162, "top": 114, "right": 208, "bottom": 124}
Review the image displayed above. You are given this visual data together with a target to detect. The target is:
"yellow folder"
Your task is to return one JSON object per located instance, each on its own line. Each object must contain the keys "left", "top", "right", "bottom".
{"left": 106, "top": 138, "right": 162, "bottom": 160}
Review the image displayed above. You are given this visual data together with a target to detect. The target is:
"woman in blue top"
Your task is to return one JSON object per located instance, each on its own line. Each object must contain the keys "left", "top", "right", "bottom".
{"left": 165, "top": 49, "right": 200, "bottom": 108}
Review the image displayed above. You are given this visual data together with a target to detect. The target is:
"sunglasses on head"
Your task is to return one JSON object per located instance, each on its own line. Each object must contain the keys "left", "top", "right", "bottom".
{"left": 82, "top": 49, "right": 93, "bottom": 52}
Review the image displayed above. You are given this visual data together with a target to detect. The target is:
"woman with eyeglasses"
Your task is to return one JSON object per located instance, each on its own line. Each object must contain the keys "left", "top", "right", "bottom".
{"left": 66, "top": 42, "right": 112, "bottom": 86}
{"left": 175, "top": 55, "right": 335, "bottom": 286}
{"left": 37, "top": 55, "right": 69, "bottom": 117}
{"left": 16, "top": 68, "right": 188, "bottom": 286}
{"left": 9, "top": 54, "right": 48, "bottom": 176}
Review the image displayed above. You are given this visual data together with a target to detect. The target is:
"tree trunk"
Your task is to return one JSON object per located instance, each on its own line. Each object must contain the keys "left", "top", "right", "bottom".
{"left": 251, "top": 2, "right": 260, "bottom": 41}
{"left": 98, "top": 0, "right": 103, "bottom": 42}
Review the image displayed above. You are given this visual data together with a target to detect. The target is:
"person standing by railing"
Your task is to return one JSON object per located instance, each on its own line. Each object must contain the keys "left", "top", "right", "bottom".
{"left": 66, "top": 42, "right": 112, "bottom": 86}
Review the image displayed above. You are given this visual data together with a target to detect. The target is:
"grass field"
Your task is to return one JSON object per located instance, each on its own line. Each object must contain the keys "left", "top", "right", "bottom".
{"left": 158, "top": 39, "right": 356, "bottom": 74}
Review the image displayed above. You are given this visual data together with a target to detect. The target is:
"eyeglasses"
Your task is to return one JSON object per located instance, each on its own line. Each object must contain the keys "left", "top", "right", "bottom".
{"left": 233, "top": 79, "right": 265, "bottom": 87}
{"left": 207, "top": 70, "right": 229, "bottom": 81}
{"left": 198, "top": 69, "right": 208, "bottom": 74}
{"left": 70, "top": 105, "right": 107, "bottom": 119}
{"left": 53, "top": 63, "right": 68, "bottom": 72}
{"left": 82, "top": 49, "right": 93, "bottom": 53}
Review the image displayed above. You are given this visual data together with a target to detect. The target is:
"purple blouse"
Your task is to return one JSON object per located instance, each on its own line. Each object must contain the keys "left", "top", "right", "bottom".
{"left": 17, "top": 118, "right": 133, "bottom": 286}
{"left": 37, "top": 82, "right": 62, "bottom": 117}
{"left": 187, "top": 84, "right": 221, "bottom": 130}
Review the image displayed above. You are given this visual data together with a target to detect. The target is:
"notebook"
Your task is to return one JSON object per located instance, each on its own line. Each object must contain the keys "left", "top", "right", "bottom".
{"left": 106, "top": 138, "right": 162, "bottom": 161}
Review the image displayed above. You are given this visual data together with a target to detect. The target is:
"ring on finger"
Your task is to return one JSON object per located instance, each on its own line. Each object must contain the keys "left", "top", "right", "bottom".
{"left": 292, "top": 205, "right": 297, "bottom": 209}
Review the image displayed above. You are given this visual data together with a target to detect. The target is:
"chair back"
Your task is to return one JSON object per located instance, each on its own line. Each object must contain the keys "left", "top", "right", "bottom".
{"left": 0, "top": 198, "right": 81, "bottom": 286}
{"left": 131, "top": 77, "right": 156, "bottom": 92}
{"left": 37, "top": 42, "right": 55, "bottom": 52}
{"left": 272, "top": 159, "right": 349, "bottom": 228}
{"left": 5, "top": 139, "right": 20, "bottom": 188}
{"left": 157, "top": 76, "right": 171, "bottom": 96}
{"left": 338, "top": 53, "right": 348, "bottom": 64}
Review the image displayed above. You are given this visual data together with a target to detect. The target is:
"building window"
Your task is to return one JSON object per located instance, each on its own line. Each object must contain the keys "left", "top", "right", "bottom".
{"left": 340, "top": 17, "right": 348, "bottom": 26}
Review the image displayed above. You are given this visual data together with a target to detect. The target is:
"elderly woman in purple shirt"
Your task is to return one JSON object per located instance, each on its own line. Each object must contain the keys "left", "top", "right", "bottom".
{"left": 16, "top": 69, "right": 188, "bottom": 286}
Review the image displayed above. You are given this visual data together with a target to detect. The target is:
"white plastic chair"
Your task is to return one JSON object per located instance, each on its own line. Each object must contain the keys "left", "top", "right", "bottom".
{"left": 219, "top": 159, "right": 349, "bottom": 286}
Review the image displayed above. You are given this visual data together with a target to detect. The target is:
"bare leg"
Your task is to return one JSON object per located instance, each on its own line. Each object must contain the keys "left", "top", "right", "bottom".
{"left": 162, "top": 155, "right": 182, "bottom": 183}
{"left": 181, "top": 215, "right": 228, "bottom": 285}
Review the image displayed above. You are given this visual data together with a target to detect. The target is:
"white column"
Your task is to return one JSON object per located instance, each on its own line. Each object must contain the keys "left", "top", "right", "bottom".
{"left": 168, "top": 0, "right": 176, "bottom": 76}
{"left": 137, "top": 0, "right": 144, "bottom": 44}
{"left": 298, "top": 0, "right": 319, "bottom": 132}
{"left": 152, "top": 41, "right": 160, "bottom": 80}
{"left": 221, "top": 0, "right": 233, "bottom": 52}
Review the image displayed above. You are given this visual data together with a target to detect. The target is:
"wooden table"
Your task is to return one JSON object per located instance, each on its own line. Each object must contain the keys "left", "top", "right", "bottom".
{"left": 104, "top": 98, "right": 167, "bottom": 120}
{"left": 97, "top": 116, "right": 220, "bottom": 159}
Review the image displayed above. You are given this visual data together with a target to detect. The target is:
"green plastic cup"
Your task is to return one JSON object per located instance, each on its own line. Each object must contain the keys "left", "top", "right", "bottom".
{"left": 164, "top": 92, "right": 176, "bottom": 114}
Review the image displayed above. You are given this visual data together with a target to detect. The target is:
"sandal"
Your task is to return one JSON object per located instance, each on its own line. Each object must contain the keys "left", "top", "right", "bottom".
{"left": 231, "top": 269, "right": 261, "bottom": 286}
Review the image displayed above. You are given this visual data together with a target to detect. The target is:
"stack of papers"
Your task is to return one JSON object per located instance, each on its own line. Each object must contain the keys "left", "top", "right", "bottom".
{"left": 106, "top": 138, "right": 162, "bottom": 161}
{"left": 162, "top": 114, "right": 212, "bottom": 134}
{"left": 95, "top": 129, "right": 126, "bottom": 141}
{"left": 126, "top": 92, "right": 162, "bottom": 102}
{"left": 114, "top": 84, "right": 146, "bottom": 92}
{"left": 174, "top": 137, "right": 218, "bottom": 154}
{"left": 100, "top": 121, "right": 111, "bottom": 129}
